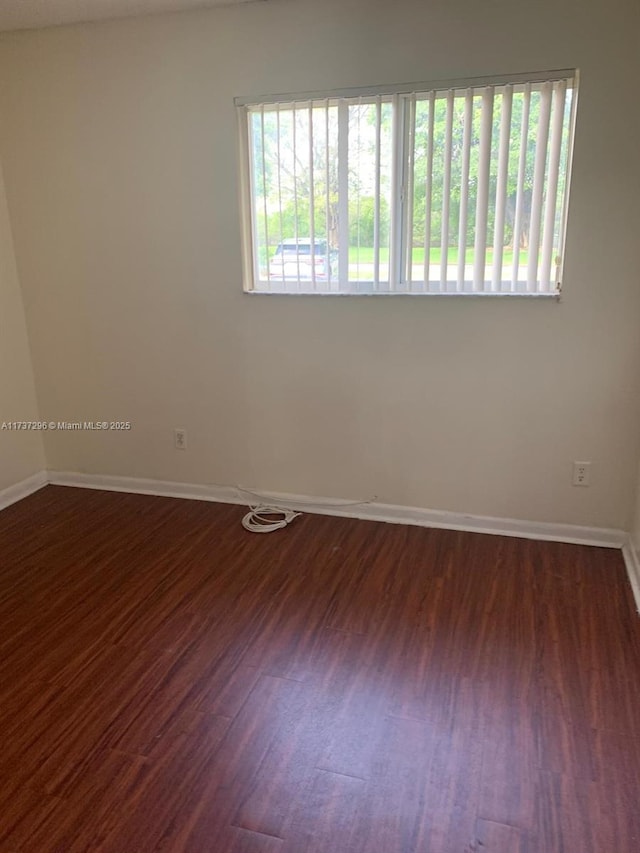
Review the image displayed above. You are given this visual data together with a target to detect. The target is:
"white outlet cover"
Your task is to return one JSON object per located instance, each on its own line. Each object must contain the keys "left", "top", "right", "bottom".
{"left": 572, "top": 461, "right": 591, "bottom": 487}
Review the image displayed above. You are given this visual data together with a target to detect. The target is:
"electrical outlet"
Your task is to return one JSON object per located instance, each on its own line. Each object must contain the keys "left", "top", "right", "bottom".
{"left": 174, "top": 428, "right": 187, "bottom": 450}
{"left": 572, "top": 461, "right": 591, "bottom": 487}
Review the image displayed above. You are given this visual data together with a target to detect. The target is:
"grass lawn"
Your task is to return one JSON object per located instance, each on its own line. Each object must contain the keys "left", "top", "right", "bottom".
{"left": 348, "top": 246, "right": 525, "bottom": 267}
{"left": 260, "top": 245, "right": 526, "bottom": 265}
{"left": 258, "top": 244, "right": 531, "bottom": 274}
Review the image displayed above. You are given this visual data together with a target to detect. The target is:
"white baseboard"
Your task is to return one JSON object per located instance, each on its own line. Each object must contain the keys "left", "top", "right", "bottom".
{"left": 46, "top": 470, "right": 627, "bottom": 549}
{"left": 0, "top": 470, "right": 48, "bottom": 512}
{"left": 622, "top": 542, "right": 640, "bottom": 613}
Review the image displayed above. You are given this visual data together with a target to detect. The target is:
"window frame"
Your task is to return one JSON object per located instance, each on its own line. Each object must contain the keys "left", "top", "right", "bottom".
{"left": 236, "top": 69, "right": 579, "bottom": 298}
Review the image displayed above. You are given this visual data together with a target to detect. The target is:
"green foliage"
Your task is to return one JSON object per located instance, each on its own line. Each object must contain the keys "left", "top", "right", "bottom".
{"left": 349, "top": 196, "right": 390, "bottom": 247}
{"left": 251, "top": 89, "right": 572, "bottom": 256}
{"left": 410, "top": 91, "right": 541, "bottom": 249}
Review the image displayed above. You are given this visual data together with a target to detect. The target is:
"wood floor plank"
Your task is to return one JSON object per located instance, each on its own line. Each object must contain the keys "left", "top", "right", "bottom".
{"left": 0, "top": 780, "right": 65, "bottom": 852}
{"left": 225, "top": 826, "right": 286, "bottom": 852}
{"left": 315, "top": 666, "right": 392, "bottom": 781}
{"left": 357, "top": 715, "right": 439, "bottom": 853}
{"left": 285, "top": 769, "right": 367, "bottom": 852}
{"left": 532, "top": 769, "right": 640, "bottom": 853}
{"left": 25, "top": 715, "right": 232, "bottom": 851}
{"left": 474, "top": 818, "right": 527, "bottom": 852}
{"left": 0, "top": 485, "right": 639, "bottom": 851}
{"left": 478, "top": 689, "right": 539, "bottom": 832}
{"left": 230, "top": 682, "right": 327, "bottom": 838}
{"left": 157, "top": 674, "right": 309, "bottom": 849}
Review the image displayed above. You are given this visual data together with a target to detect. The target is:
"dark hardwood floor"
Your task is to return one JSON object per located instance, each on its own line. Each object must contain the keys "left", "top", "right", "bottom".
{"left": 0, "top": 485, "right": 639, "bottom": 852}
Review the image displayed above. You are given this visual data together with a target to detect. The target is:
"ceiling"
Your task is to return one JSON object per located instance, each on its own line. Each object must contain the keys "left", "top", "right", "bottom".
{"left": 0, "top": 0, "right": 260, "bottom": 32}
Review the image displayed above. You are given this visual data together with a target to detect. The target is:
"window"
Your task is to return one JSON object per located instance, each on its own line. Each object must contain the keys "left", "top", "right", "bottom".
{"left": 236, "top": 70, "right": 578, "bottom": 296}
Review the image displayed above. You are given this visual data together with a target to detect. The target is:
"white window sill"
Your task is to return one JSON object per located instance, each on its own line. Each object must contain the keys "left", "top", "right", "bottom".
{"left": 245, "top": 287, "right": 561, "bottom": 299}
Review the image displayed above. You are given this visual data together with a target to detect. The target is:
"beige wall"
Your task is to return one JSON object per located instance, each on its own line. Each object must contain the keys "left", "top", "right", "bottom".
{"left": 632, "top": 464, "right": 640, "bottom": 550}
{"left": 0, "top": 0, "right": 638, "bottom": 528}
{"left": 0, "top": 156, "right": 44, "bottom": 489}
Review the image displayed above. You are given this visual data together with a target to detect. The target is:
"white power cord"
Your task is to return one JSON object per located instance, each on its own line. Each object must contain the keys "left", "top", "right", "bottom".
{"left": 237, "top": 486, "right": 377, "bottom": 509}
{"left": 238, "top": 486, "right": 378, "bottom": 535}
{"left": 241, "top": 504, "right": 302, "bottom": 534}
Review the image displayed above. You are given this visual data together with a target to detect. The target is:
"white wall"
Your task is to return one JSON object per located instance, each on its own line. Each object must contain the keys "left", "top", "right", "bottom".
{"left": 0, "top": 156, "right": 44, "bottom": 490}
{"left": 0, "top": 0, "right": 638, "bottom": 528}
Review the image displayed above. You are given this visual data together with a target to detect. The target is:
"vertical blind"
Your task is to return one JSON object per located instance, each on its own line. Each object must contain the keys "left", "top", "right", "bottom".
{"left": 237, "top": 71, "right": 577, "bottom": 295}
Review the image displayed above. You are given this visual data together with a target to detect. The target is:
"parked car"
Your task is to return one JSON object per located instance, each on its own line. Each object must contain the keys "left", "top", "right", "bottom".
{"left": 268, "top": 238, "right": 336, "bottom": 281}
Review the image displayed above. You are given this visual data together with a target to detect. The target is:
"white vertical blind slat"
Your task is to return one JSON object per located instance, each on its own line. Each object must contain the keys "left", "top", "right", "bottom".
{"left": 260, "top": 107, "right": 270, "bottom": 285}
{"left": 325, "top": 100, "right": 331, "bottom": 286}
{"left": 527, "top": 82, "right": 552, "bottom": 292}
{"left": 292, "top": 104, "right": 301, "bottom": 287}
{"left": 492, "top": 85, "right": 513, "bottom": 292}
{"left": 247, "top": 112, "right": 261, "bottom": 288}
{"left": 440, "top": 90, "right": 454, "bottom": 290}
{"left": 539, "top": 81, "right": 567, "bottom": 292}
{"left": 356, "top": 97, "right": 362, "bottom": 285}
{"left": 473, "top": 87, "right": 494, "bottom": 291}
{"left": 308, "top": 103, "right": 316, "bottom": 289}
{"left": 337, "top": 100, "right": 349, "bottom": 286}
{"left": 511, "top": 83, "right": 532, "bottom": 290}
{"left": 457, "top": 89, "right": 473, "bottom": 291}
{"left": 389, "top": 94, "right": 403, "bottom": 291}
{"left": 405, "top": 95, "right": 416, "bottom": 286}
{"left": 423, "top": 93, "right": 435, "bottom": 285}
{"left": 373, "top": 96, "right": 381, "bottom": 289}
{"left": 276, "top": 106, "right": 285, "bottom": 282}
{"left": 555, "top": 84, "right": 577, "bottom": 291}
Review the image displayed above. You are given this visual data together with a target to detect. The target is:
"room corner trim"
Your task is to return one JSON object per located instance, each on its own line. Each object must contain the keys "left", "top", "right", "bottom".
{"left": 46, "top": 470, "right": 627, "bottom": 549}
{"left": 0, "top": 470, "right": 48, "bottom": 512}
{"left": 622, "top": 541, "right": 640, "bottom": 613}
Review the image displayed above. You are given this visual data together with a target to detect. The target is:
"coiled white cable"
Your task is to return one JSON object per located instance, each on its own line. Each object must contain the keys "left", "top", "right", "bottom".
{"left": 241, "top": 504, "right": 302, "bottom": 534}
{"left": 238, "top": 487, "right": 378, "bottom": 534}
{"left": 237, "top": 486, "right": 377, "bottom": 509}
